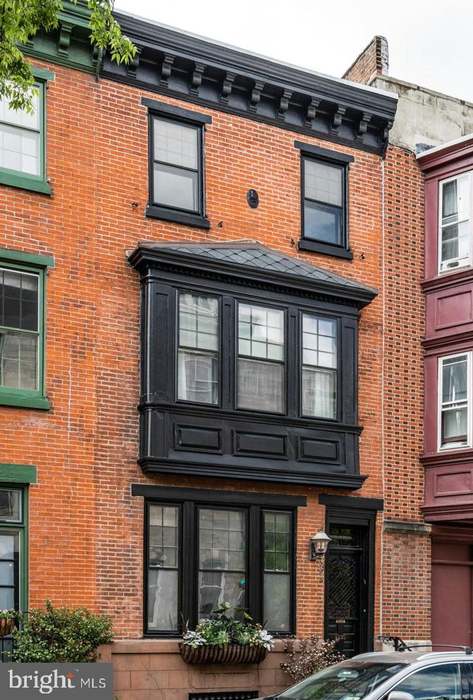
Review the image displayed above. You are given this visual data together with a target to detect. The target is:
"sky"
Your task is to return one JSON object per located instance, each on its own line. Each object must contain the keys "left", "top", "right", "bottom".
{"left": 114, "top": 0, "right": 473, "bottom": 103}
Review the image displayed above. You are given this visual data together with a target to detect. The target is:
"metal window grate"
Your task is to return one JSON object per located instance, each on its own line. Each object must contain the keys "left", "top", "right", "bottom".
{"left": 189, "top": 692, "right": 259, "bottom": 700}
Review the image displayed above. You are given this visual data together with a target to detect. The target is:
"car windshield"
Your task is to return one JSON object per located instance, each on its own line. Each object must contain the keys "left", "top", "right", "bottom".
{"left": 278, "top": 662, "right": 406, "bottom": 700}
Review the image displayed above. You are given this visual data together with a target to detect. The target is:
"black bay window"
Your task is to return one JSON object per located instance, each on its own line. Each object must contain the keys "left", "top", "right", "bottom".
{"left": 144, "top": 98, "right": 211, "bottom": 229}
{"left": 130, "top": 241, "right": 376, "bottom": 489}
{"left": 137, "top": 485, "right": 302, "bottom": 636}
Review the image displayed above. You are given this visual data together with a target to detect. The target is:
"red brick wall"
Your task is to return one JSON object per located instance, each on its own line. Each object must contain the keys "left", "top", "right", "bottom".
{"left": 1, "top": 61, "right": 386, "bottom": 639}
{"left": 381, "top": 146, "right": 430, "bottom": 640}
{"left": 343, "top": 36, "right": 389, "bottom": 85}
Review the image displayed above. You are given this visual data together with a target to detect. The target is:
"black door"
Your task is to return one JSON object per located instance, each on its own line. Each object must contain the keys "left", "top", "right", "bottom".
{"left": 324, "top": 523, "right": 370, "bottom": 658}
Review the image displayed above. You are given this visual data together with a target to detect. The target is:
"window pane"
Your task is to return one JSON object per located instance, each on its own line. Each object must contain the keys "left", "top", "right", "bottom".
{"left": 0, "top": 124, "right": 40, "bottom": 176}
{"left": 303, "top": 367, "right": 337, "bottom": 418}
{"left": 304, "top": 201, "right": 342, "bottom": 244}
{"left": 0, "top": 92, "right": 40, "bottom": 131}
{"left": 394, "top": 663, "right": 461, "bottom": 700}
{"left": 442, "top": 356, "right": 467, "bottom": 403}
{"left": 178, "top": 349, "right": 218, "bottom": 404}
{"left": 0, "top": 562, "right": 14, "bottom": 586}
{"left": 442, "top": 407, "right": 468, "bottom": 446}
{"left": 238, "top": 358, "right": 284, "bottom": 412}
{"left": 198, "top": 571, "right": 246, "bottom": 619}
{"left": 238, "top": 304, "right": 284, "bottom": 360}
{"left": 442, "top": 180, "right": 458, "bottom": 221}
{"left": 304, "top": 160, "right": 342, "bottom": 206}
{"left": 0, "top": 269, "right": 39, "bottom": 331}
{"left": 199, "top": 509, "right": 245, "bottom": 571}
{"left": 149, "top": 505, "right": 179, "bottom": 569}
{"left": 147, "top": 569, "right": 178, "bottom": 631}
{"left": 154, "top": 163, "right": 198, "bottom": 211}
{"left": 264, "top": 512, "right": 290, "bottom": 572}
{"left": 179, "top": 294, "right": 218, "bottom": 351}
{"left": 0, "top": 535, "right": 15, "bottom": 560}
{"left": 154, "top": 118, "right": 198, "bottom": 169}
{"left": 0, "top": 331, "right": 38, "bottom": 390}
{"left": 303, "top": 315, "right": 337, "bottom": 369}
{"left": 264, "top": 574, "right": 290, "bottom": 632}
{"left": 0, "top": 588, "right": 14, "bottom": 610}
{"left": 0, "top": 490, "right": 21, "bottom": 523}
{"left": 441, "top": 222, "right": 470, "bottom": 268}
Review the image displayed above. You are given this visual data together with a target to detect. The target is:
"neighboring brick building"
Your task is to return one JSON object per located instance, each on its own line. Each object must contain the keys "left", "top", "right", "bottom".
{"left": 418, "top": 135, "right": 473, "bottom": 648}
{"left": 344, "top": 36, "right": 473, "bottom": 650}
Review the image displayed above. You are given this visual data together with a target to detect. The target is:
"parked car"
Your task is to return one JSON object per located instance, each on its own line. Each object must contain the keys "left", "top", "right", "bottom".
{"left": 268, "top": 651, "right": 471, "bottom": 700}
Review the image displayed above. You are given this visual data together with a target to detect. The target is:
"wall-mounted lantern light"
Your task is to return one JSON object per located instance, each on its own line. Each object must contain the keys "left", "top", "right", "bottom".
{"left": 309, "top": 531, "right": 331, "bottom": 560}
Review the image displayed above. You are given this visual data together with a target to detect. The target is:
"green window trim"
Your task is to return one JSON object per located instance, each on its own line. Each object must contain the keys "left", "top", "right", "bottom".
{"left": 0, "top": 254, "right": 51, "bottom": 410}
{"left": 0, "top": 464, "right": 37, "bottom": 485}
{"left": 0, "top": 77, "right": 51, "bottom": 196}
{"left": 0, "top": 485, "right": 29, "bottom": 611}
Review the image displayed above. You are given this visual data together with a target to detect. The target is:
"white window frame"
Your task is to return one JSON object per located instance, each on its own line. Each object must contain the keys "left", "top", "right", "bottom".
{"left": 438, "top": 171, "right": 473, "bottom": 274}
{"left": 438, "top": 351, "right": 472, "bottom": 451}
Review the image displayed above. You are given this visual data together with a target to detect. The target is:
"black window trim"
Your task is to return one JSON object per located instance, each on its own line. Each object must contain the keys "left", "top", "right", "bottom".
{"left": 137, "top": 485, "right": 302, "bottom": 637}
{"left": 144, "top": 98, "right": 211, "bottom": 229}
{"left": 295, "top": 140, "right": 353, "bottom": 260}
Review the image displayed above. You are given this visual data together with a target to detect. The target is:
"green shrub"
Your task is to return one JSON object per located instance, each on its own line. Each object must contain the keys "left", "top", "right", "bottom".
{"left": 11, "top": 601, "right": 113, "bottom": 663}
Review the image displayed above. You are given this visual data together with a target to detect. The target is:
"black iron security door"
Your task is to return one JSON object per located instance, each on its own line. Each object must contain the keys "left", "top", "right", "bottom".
{"left": 324, "top": 523, "right": 369, "bottom": 658}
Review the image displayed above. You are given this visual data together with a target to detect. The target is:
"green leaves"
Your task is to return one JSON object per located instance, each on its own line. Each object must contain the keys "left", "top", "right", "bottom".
{"left": 0, "top": 0, "right": 137, "bottom": 111}
{"left": 182, "top": 603, "right": 274, "bottom": 650}
{"left": 10, "top": 600, "right": 113, "bottom": 663}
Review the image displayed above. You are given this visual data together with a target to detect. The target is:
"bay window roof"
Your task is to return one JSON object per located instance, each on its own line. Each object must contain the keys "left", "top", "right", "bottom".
{"left": 128, "top": 240, "right": 377, "bottom": 307}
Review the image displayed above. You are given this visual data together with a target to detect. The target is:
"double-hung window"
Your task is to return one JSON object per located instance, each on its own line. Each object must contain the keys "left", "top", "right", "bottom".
{"left": 439, "top": 353, "right": 470, "bottom": 449}
{"left": 0, "top": 75, "right": 51, "bottom": 195}
{"left": 177, "top": 293, "right": 219, "bottom": 405}
{"left": 0, "top": 251, "right": 52, "bottom": 410}
{"left": 439, "top": 171, "right": 473, "bottom": 272}
{"left": 296, "top": 142, "right": 353, "bottom": 259}
{"left": 237, "top": 304, "right": 285, "bottom": 413}
{"left": 144, "top": 491, "right": 296, "bottom": 636}
{"left": 302, "top": 314, "right": 337, "bottom": 419}
{"left": 144, "top": 98, "right": 211, "bottom": 228}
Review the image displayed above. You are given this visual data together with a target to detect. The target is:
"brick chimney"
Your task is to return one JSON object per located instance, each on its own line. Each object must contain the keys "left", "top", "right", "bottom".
{"left": 342, "top": 36, "right": 389, "bottom": 85}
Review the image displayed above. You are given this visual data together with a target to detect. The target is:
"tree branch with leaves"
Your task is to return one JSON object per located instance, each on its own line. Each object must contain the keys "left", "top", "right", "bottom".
{"left": 0, "top": 0, "right": 136, "bottom": 111}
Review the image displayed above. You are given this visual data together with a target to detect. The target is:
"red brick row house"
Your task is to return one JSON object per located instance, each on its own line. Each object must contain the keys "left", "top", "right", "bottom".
{"left": 418, "top": 135, "right": 473, "bottom": 648}
{"left": 0, "top": 2, "right": 448, "bottom": 696}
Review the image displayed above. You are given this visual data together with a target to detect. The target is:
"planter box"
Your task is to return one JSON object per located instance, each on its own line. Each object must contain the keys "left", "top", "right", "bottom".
{"left": 180, "top": 642, "right": 268, "bottom": 665}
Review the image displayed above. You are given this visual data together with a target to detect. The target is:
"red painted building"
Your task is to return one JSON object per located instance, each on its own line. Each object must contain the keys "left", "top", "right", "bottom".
{"left": 418, "top": 135, "right": 473, "bottom": 648}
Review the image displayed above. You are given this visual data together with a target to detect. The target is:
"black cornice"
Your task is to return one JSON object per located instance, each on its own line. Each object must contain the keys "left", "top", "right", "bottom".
{"left": 128, "top": 246, "right": 378, "bottom": 309}
{"left": 105, "top": 12, "right": 397, "bottom": 155}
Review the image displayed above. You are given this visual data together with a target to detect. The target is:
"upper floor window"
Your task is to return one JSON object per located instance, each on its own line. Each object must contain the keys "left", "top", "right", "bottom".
{"left": 0, "top": 76, "right": 52, "bottom": 195}
{"left": 143, "top": 98, "right": 211, "bottom": 229}
{"left": 174, "top": 293, "right": 340, "bottom": 420}
{"left": 295, "top": 142, "right": 353, "bottom": 260}
{"left": 237, "top": 304, "right": 285, "bottom": 413}
{"left": 302, "top": 314, "right": 337, "bottom": 419}
{"left": 0, "top": 250, "right": 52, "bottom": 410}
{"left": 439, "top": 353, "right": 470, "bottom": 450}
{"left": 439, "top": 171, "right": 472, "bottom": 273}
{"left": 178, "top": 293, "right": 219, "bottom": 405}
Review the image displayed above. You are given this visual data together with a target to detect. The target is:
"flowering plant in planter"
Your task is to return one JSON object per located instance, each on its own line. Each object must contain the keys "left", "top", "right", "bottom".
{"left": 180, "top": 603, "right": 273, "bottom": 665}
{"left": 0, "top": 610, "right": 18, "bottom": 638}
